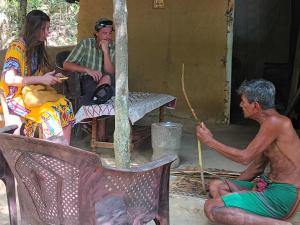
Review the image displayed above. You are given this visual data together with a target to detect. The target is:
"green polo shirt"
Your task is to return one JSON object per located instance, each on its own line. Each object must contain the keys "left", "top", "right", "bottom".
{"left": 66, "top": 38, "right": 115, "bottom": 76}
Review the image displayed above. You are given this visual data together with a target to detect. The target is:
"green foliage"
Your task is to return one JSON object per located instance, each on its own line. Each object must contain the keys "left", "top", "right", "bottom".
{"left": 0, "top": 0, "right": 20, "bottom": 48}
{"left": 0, "top": 0, "right": 79, "bottom": 49}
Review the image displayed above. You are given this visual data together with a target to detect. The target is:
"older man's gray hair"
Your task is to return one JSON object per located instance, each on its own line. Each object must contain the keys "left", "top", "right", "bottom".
{"left": 237, "top": 79, "right": 275, "bottom": 109}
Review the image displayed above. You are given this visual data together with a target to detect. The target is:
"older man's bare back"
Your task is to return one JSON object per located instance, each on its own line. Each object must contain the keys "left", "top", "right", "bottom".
{"left": 196, "top": 113, "right": 299, "bottom": 225}
{"left": 196, "top": 80, "right": 298, "bottom": 224}
{"left": 264, "top": 113, "right": 300, "bottom": 187}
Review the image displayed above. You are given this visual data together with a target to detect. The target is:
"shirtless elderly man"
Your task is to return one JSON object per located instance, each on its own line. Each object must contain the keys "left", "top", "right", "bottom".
{"left": 196, "top": 79, "right": 300, "bottom": 225}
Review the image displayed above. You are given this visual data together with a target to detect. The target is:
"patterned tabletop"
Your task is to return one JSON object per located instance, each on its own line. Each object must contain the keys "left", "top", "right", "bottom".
{"left": 74, "top": 92, "right": 176, "bottom": 124}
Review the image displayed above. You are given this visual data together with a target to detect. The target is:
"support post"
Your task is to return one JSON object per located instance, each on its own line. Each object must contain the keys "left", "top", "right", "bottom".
{"left": 113, "top": 0, "right": 131, "bottom": 168}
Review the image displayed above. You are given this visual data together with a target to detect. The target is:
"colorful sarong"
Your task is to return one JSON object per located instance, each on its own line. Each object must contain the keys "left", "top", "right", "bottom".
{"left": 222, "top": 176, "right": 300, "bottom": 219}
{"left": 0, "top": 39, "right": 74, "bottom": 138}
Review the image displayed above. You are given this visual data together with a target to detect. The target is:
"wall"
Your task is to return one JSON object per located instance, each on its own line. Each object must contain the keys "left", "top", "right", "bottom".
{"left": 78, "top": 0, "right": 228, "bottom": 122}
{"left": 0, "top": 1, "right": 228, "bottom": 122}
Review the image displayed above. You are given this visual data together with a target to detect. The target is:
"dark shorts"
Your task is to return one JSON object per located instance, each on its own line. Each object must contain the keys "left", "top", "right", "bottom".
{"left": 81, "top": 75, "right": 115, "bottom": 105}
{"left": 221, "top": 176, "right": 300, "bottom": 219}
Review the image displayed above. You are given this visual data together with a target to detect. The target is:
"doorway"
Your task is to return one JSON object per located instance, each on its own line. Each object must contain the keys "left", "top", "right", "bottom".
{"left": 230, "top": 0, "right": 300, "bottom": 124}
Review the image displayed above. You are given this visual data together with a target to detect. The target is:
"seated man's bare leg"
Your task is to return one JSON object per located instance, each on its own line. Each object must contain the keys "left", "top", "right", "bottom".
{"left": 209, "top": 179, "right": 250, "bottom": 198}
{"left": 209, "top": 179, "right": 231, "bottom": 198}
{"left": 204, "top": 198, "right": 292, "bottom": 225}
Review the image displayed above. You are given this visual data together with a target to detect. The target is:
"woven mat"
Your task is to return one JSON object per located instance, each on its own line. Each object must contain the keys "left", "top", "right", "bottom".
{"left": 170, "top": 176, "right": 208, "bottom": 198}
{"left": 170, "top": 169, "right": 240, "bottom": 198}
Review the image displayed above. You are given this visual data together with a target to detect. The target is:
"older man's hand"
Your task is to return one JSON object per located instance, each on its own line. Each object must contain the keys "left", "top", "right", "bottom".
{"left": 196, "top": 122, "right": 214, "bottom": 146}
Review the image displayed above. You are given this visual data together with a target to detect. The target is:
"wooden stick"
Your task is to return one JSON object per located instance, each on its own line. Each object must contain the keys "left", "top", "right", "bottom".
{"left": 171, "top": 170, "right": 240, "bottom": 176}
{"left": 181, "top": 64, "right": 199, "bottom": 121}
{"left": 181, "top": 63, "right": 205, "bottom": 191}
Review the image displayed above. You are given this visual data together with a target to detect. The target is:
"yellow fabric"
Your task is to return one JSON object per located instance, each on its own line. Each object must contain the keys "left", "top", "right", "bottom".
{"left": 0, "top": 40, "right": 27, "bottom": 96}
{"left": 0, "top": 39, "right": 74, "bottom": 136}
{"left": 22, "top": 85, "right": 63, "bottom": 108}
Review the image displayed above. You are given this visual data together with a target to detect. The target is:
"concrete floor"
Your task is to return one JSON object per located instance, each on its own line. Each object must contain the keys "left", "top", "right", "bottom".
{"left": 0, "top": 114, "right": 299, "bottom": 224}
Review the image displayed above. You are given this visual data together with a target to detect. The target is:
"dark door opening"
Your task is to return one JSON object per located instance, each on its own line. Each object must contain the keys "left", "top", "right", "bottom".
{"left": 230, "top": 0, "right": 300, "bottom": 125}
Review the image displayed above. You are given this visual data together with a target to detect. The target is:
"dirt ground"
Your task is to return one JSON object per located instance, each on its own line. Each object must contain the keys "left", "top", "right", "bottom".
{"left": 0, "top": 114, "right": 299, "bottom": 224}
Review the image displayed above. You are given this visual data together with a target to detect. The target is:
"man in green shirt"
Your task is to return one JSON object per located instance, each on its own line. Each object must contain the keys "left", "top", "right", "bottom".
{"left": 64, "top": 18, "right": 115, "bottom": 140}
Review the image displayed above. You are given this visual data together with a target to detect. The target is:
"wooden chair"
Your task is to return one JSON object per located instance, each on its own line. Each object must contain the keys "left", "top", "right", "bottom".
{"left": 55, "top": 51, "right": 87, "bottom": 137}
{"left": 0, "top": 125, "right": 18, "bottom": 225}
{"left": 55, "top": 51, "right": 82, "bottom": 113}
{"left": 0, "top": 133, "right": 176, "bottom": 225}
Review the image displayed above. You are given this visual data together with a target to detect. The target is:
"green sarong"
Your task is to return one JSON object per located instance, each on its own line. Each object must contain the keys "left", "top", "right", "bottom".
{"left": 221, "top": 176, "right": 299, "bottom": 219}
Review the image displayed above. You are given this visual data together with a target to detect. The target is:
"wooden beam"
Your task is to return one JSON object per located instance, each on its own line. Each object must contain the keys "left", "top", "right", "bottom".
{"left": 113, "top": 0, "right": 131, "bottom": 168}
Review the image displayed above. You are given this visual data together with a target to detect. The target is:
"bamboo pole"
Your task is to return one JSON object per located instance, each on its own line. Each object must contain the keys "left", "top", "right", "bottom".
{"left": 181, "top": 63, "right": 205, "bottom": 191}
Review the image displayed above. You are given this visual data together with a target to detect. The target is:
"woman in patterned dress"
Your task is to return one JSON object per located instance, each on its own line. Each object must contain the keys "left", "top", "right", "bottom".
{"left": 0, "top": 10, "right": 74, "bottom": 144}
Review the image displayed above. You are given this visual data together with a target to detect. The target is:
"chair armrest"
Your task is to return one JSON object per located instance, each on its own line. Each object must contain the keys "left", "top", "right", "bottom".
{"left": 103, "top": 154, "right": 177, "bottom": 172}
{"left": 84, "top": 154, "right": 176, "bottom": 225}
{"left": 0, "top": 125, "right": 19, "bottom": 134}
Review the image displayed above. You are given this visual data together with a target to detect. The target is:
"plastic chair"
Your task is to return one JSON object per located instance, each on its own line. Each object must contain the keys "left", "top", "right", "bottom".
{"left": 0, "top": 125, "right": 18, "bottom": 225}
{"left": 0, "top": 133, "right": 176, "bottom": 225}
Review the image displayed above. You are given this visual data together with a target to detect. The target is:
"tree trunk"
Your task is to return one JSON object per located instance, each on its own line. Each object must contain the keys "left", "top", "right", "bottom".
{"left": 19, "top": 0, "right": 27, "bottom": 34}
{"left": 113, "top": 0, "right": 131, "bottom": 168}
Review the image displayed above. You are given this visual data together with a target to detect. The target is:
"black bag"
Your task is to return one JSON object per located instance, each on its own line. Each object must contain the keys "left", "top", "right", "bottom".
{"left": 91, "top": 84, "right": 114, "bottom": 105}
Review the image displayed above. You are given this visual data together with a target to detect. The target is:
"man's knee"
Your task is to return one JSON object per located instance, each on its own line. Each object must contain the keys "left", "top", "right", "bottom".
{"left": 100, "top": 74, "right": 111, "bottom": 85}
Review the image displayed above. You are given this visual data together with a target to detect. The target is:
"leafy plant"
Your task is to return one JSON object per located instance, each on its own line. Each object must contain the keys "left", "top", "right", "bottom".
{"left": 0, "top": 0, "right": 79, "bottom": 49}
